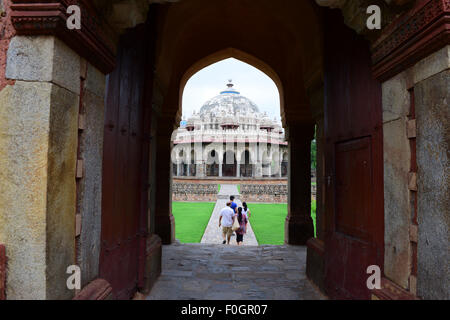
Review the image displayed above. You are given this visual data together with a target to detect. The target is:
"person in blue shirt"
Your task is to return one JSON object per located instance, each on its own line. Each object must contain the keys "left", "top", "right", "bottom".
{"left": 230, "top": 195, "right": 237, "bottom": 213}
{"left": 229, "top": 195, "right": 238, "bottom": 237}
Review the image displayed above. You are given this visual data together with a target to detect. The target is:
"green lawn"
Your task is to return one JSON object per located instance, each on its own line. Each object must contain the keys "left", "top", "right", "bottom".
{"left": 172, "top": 202, "right": 215, "bottom": 243}
{"left": 172, "top": 199, "right": 317, "bottom": 245}
{"left": 249, "top": 200, "right": 317, "bottom": 245}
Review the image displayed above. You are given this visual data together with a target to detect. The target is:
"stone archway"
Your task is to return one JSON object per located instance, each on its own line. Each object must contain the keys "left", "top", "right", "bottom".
{"left": 2, "top": 0, "right": 447, "bottom": 302}
{"left": 206, "top": 149, "right": 220, "bottom": 177}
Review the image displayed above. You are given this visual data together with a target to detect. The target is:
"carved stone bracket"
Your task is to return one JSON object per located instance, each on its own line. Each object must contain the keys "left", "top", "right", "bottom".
{"left": 316, "top": 0, "right": 408, "bottom": 37}
{"left": 316, "top": 0, "right": 449, "bottom": 81}
{"left": 10, "top": 0, "right": 117, "bottom": 74}
{"left": 372, "top": 0, "right": 450, "bottom": 81}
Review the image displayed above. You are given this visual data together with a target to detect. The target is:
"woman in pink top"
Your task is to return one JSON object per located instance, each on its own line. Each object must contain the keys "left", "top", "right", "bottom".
{"left": 235, "top": 207, "right": 248, "bottom": 246}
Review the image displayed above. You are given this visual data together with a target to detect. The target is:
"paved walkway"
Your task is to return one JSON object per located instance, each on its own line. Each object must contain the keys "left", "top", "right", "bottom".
{"left": 146, "top": 243, "right": 326, "bottom": 300}
{"left": 201, "top": 184, "right": 258, "bottom": 246}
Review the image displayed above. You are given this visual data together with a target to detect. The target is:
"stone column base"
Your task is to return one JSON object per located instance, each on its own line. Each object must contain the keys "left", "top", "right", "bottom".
{"left": 140, "top": 234, "right": 162, "bottom": 294}
{"left": 155, "top": 213, "right": 175, "bottom": 245}
{"left": 284, "top": 215, "right": 314, "bottom": 245}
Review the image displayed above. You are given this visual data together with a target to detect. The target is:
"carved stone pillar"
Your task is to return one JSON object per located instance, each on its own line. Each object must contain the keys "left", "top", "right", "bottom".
{"left": 285, "top": 123, "right": 315, "bottom": 245}
{"left": 255, "top": 161, "right": 263, "bottom": 178}
{"left": 196, "top": 161, "right": 205, "bottom": 178}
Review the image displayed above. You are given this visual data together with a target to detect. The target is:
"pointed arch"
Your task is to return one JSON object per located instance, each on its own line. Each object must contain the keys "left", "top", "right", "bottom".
{"left": 179, "top": 48, "right": 285, "bottom": 126}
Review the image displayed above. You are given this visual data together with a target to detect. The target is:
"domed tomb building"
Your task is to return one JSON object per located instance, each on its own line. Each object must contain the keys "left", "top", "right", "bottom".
{"left": 172, "top": 81, "right": 288, "bottom": 179}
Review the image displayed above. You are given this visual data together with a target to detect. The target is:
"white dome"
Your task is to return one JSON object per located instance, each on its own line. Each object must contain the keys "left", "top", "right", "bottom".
{"left": 199, "top": 80, "right": 260, "bottom": 118}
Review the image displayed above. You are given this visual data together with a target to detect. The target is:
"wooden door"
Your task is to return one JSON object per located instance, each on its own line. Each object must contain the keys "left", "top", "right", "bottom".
{"left": 323, "top": 11, "right": 384, "bottom": 300}
{"left": 99, "top": 25, "right": 149, "bottom": 300}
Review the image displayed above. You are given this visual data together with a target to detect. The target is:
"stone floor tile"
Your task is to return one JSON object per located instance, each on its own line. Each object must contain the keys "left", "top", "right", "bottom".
{"left": 146, "top": 244, "right": 326, "bottom": 300}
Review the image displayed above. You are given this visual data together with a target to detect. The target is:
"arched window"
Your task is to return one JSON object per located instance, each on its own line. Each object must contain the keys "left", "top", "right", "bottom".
{"left": 240, "top": 150, "right": 253, "bottom": 177}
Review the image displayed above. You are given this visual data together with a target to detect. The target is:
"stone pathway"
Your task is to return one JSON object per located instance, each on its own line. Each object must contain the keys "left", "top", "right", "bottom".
{"left": 201, "top": 184, "right": 258, "bottom": 246}
{"left": 146, "top": 243, "right": 326, "bottom": 300}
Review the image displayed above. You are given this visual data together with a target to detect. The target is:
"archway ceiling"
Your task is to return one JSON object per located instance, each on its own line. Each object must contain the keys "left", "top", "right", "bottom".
{"left": 153, "top": 0, "right": 323, "bottom": 127}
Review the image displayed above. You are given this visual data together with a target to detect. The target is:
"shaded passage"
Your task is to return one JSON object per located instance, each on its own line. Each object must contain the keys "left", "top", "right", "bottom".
{"left": 147, "top": 244, "right": 326, "bottom": 300}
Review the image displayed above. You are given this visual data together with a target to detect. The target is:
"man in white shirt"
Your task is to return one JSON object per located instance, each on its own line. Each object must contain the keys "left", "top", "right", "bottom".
{"left": 219, "top": 202, "right": 236, "bottom": 245}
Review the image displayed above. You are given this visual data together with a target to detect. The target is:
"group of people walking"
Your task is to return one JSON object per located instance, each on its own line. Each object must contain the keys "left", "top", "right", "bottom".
{"left": 218, "top": 196, "right": 251, "bottom": 245}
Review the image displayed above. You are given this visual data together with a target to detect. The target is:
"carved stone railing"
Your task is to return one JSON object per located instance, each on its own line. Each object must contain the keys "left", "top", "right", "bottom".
{"left": 240, "top": 184, "right": 288, "bottom": 203}
{"left": 241, "top": 184, "right": 288, "bottom": 196}
{"left": 172, "top": 183, "right": 218, "bottom": 201}
{"left": 172, "top": 182, "right": 316, "bottom": 203}
{"left": 173, "top": 183, "right": 218, "bottom": 195}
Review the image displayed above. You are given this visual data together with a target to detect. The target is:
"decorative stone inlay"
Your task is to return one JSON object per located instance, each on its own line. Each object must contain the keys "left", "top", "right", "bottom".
{"left": 372, "top": 0, "right": 450, "bottom": 80}
{"left": 372, "top": 0, "right": 449, "bottom": 64}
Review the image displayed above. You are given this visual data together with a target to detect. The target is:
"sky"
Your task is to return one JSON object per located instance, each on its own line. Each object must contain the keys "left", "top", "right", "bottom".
{"left": 181, "top": 58, "right": 281, "bottom": 121}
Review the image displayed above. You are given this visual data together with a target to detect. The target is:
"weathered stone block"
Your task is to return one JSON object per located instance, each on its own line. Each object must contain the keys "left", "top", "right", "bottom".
{"left": 382, "top": 70, "right": 411, "bottom": 123}
{"left": 413, "top": 45, "right": 450, "bottom": 85}
{"left": 415, "top": 69, "right": 450, "bottom": 300}
{"left": 0, "top": 81, "right": 51, "bottom": 299}
{"left": 383, "top": 117, "right": 411, "bottom": 289}
{"left": 86, "top": 63, "right": 106, "bottom": 98}
{"left": 6, "top": 36, "right": 80, "bottom": 94}
{"left": 6, "top": 36, "right": 54, "bottom": 83}
{"left": 77, "top": 89, "right": 105, "bottom": 287}
{"left": 46, "top": 83, "right": 79, "bottom": 300}
{"left": 408, "top": 172, "right": 417, "bottom": 191}
{"left": 407, "top": 119, "right": 416, "bottom": 139}
{"left": 0, "top": 80, "right": 78, "bottom": 299}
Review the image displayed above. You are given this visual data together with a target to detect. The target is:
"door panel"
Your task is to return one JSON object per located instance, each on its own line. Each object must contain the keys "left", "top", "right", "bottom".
{"left": 335, "top": 137, "right": 372, "bottom": 242}
{"left": 324, "top": 11, "right": 384, "bottom": 300}
{"left": 100, "top": 25, "right": 148, "bottom": 300}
